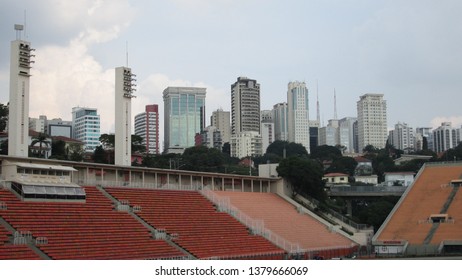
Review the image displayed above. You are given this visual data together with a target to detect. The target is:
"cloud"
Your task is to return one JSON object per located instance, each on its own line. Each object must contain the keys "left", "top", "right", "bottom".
{"left": 430, "top": 116, "right": 462, "bottom": 129}
{"left": 23, "top": 0, "right": 136, "bottom": 135}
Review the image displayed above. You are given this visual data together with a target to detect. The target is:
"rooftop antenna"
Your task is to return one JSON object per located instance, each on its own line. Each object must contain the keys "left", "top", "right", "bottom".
{"left": 126, "top": 41, "right": 129, "bottom": 67}
{"left": 334, "top": 88, "right": 338, "bottom": 120}
{"left": 316, "top": 79, "right": 320, "bottom": 124}
{"left": 24, "top": 10, "right": 28, "bottom": 39}
{"left": 14, "top": 24, "right": 24, "bottom": 40}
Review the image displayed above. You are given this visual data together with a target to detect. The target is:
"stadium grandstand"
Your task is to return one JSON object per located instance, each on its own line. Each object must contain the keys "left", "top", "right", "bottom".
{"left": 0, "top": 155, "right": 360, "bottom": 260}
{"left": 373, "top": 162, "right": 462, "bottom": 257}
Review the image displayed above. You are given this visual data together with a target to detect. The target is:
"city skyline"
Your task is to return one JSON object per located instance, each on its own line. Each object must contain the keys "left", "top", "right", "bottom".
{"left": 1, "top": 0, "right": 462, "bottom": 143}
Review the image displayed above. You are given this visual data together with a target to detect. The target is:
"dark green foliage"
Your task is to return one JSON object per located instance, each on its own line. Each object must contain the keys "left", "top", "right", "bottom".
{"left": 50, "top": 139, "right": 67, "bottom": 160}
{"left": 310, "top": 144, "right": 342, "bottom": 161}
{"left": 266, "top": 140, "right": 308, "bottom": 158}
{"left": 182, "top": 146, "right": 224, "bottom": 172}
{"left": 277, "top": 156, "right": 327, "bottom": 202}
{"left": 93, "top": 145, "right": 107, "bottom": 164}
{"left": 356, "top": 197, "right": 399, "bottom": 232}
{"left": 326, "top": 156, "right": 358, "bottom": 176}
{"left": 0, "top": 103, "right": 8, "bottom": 132}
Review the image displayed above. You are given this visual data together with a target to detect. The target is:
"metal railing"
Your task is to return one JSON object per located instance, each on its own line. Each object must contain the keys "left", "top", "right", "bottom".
{"left": 200, "top": 187, "right": 303, "bottom": 254}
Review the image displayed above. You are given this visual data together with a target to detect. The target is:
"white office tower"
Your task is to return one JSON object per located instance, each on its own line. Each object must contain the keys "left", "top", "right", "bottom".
{"left": 231, "top": 77, "right": 260, "bottom": 134}
{"left": 8, "top": 25, "right": 34, "bottom": 157}
{"left": 287, "top": 81, "right": 310, "bottom": 153}
{"left": 72, "top": 107, "right": 101, "bottom": 152}
{"left": 115, "top": 67, "right": 136, "bottom": 166}
{"left": 388, "top": 122, "right": 415, "bottom": 152}
{"left": 210, "top": 109, "right": 231, "bottom": 144}
{"left": 357, "top": 93, "right": 388, "bottom": 152}
{"left": 273, "top": 102, "right": 288, "bottom": 141}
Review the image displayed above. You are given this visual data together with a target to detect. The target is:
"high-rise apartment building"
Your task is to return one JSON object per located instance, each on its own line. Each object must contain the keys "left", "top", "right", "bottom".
{"left": 273, "top": 102, "right": 288, "bottom": 141}
{"left": 388, "top": 122, "right": 415, "bottom": 152}
{"left": 287, "top": 81, "right": 310, "bottom": 153}
{"left": 357, "top": 93, "right": 388, "bottom": 152}
{"left": 8, "top": 26, "right": 34, "bottom": 157}
{"left": 163, "top": 87, "right": 206, "bottom": 153}
{"left": 135, "top": 104, "right": 159, "bottom": 154}
{"left": 210, "top": 109, "right": 231, "bottom": 144}
{"left": 72, "top": 107, "right": 101, "bottom": 152}
{"left": 231, "top": 77, "right": 260, "bottom": 135}
{"left": 433, "top": 122, "right": 455, "bottom": 153}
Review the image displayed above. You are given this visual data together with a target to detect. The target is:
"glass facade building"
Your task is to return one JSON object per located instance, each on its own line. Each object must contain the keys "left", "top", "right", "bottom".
{"left": 163, "top": 87, "right": 206, "bottom": 153}
{"left": 72, "top": 107, "right": 101, "bottom": 152}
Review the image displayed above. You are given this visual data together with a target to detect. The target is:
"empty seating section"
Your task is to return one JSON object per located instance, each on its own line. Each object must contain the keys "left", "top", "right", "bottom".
{"left": 0, "top": 223, "right": 40, "bottom": 260}
{"left": 213, "top": 191, "right": 355, "bottom": 255}
{"left": 0, "top": 187, "right": 185, "bottom": 259}
{"left": 431, "top": 187, "right": 462, "bottom": 244}
{"left": 377, "top": 165, "right": 462, "bottom": 245}
{"left": 105, "top": 187, "right": 285, "bottom": 259}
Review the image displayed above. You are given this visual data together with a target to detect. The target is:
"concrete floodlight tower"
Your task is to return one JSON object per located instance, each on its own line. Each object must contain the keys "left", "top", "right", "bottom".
{"left": 115, "top": 66, "right": 136, "bottom": 166}
{"left": 8, "top": 24, "right": 34, "bottom": 157}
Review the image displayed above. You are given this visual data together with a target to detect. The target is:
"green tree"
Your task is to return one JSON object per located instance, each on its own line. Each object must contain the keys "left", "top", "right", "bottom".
{"left": 99, "top": 134, "right": 115, "bottom": 149}
{"left": 93, "top": 145, "right": 107, "bottom": 164}
{"left": 310, "top": 145, "right": 342, "bottom": 161}
{"left": 0, "top": 140, "right": 7, "bottom": 155}
{"left": 131, "top": 135, "right": 145, "bottom": 153}
{"left": 68, "top": 143, "right": 84, "bottom": 162}
{"left": 266, "top": 140, "right": 308, "bottom": 158}
{"left": 30, "top": 133, "right": 51, "bottom": 158}
{"left": 0, "top": 103, "right": 8, "bottom": 132}
{"left": 326, "top": 156, "right": 358, "bottom": 177}
{"left": 356, "top": 197, "right": 399, "bottom": 232}
{"left": 277, "top": 156, "right": 327, "bottom": 201}
{"left": 50, "top": 139, "right": 67, "bottom": 160}
{"left": 182, "top": 146, "right": 224, "bottom": 172}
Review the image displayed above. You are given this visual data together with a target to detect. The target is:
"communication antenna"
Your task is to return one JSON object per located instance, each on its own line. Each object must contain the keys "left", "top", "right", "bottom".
{"left": 24, "top": 10, "right": 28, "bottom": 39}
{"left": 316, "top": 79, "right": 320, "bottom": 124}
{"left": 334, "top": 88, "right": 338, "bottom": 120}
{"left": 126, "top": 41, "right": 129, "bottom": 67}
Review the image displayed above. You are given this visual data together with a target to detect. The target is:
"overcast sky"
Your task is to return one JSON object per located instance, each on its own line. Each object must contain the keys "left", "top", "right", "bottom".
{"left": 1, "top": 0, "right": 462, "bottom": 142}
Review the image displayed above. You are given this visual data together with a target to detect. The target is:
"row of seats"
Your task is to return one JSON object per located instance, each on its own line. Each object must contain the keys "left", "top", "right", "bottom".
{"left": 105, "top": 187, "right": 286, "bottom": 259}
{"left": 376, "top": 164, "right": 462, "bottom": 245}
{"left": 0, "top": 186, "right": 186, "bottom": 259}
{"left": 212, "top": 191, "right": 356, "bottom": 258}
{"left": 0, "top": 223, "right": 41, "bottom": 260}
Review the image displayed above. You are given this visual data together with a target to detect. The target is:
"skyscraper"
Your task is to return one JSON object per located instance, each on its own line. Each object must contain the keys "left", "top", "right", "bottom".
{"left": 134, "top": 104, "right": 159, "bottom": 154}
{"left": 163, "top": 87, "right": 206, "bottom": 153}
{"left": 287, "top": 81, "right": 310, "bottom": 153}
{"left": 357, "top": 93, "right": 388, "bottom": 152}
{"left": 231, "top": 77, "right": 260, "bottom": 135}
{"left": 8, "top": 25, "right": 34, "bottom": 157}
{"left": 72, "top": 107, "right": 101, "bottom": 152}
{"left": 272, "top": 102, "right": 288, "bottom": 141}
